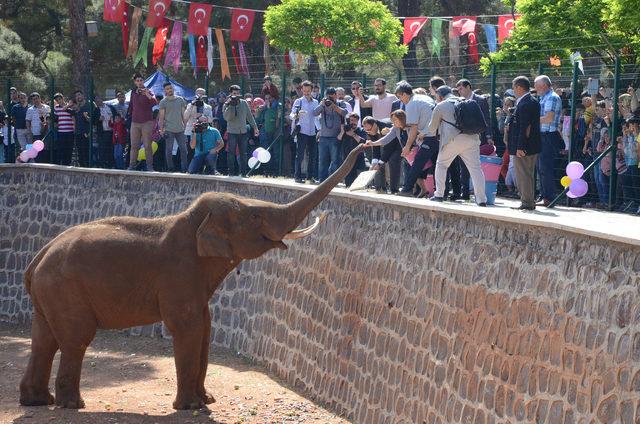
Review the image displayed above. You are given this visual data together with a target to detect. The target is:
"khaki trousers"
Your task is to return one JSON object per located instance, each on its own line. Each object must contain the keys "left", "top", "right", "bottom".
{"left": 514, "top": 154, "right": 538, "bottom": 207}
{"left": 434, "top": 134, "right": 487, "bottom": 204}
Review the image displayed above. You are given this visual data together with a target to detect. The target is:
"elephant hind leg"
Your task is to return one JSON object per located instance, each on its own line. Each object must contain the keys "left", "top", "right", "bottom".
{"left": 54, "top": 320, "right": 96, "bottom": 409}
{"left": 20, "top": 310, "right": 58, "bottom": 406}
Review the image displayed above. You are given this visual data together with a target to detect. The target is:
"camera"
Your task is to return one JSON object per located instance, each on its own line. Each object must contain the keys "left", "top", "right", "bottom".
{"left": 193, "top": 121, "right": 209, "bottom": 133}
{"left": 229, "top": 95, "right": 240, "bottom": 106}
{"left": 193, "top": 99, "right": 204, "bottom": 108}
{"left": 324, "top": 98, "right": 333, "bottom": 107}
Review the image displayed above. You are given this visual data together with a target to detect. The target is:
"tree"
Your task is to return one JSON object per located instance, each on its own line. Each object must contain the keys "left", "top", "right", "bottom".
{"left": 0, "top": 24, "right": 46, "bottom": 91}
{"left": 480, "top": 0, "right": 639, "bottom": 74}
{"left": 264, "top": 0, "right": 407, "bottom": 72}
{"left": 68, "top": 0, "right": 90, "bottom": 89}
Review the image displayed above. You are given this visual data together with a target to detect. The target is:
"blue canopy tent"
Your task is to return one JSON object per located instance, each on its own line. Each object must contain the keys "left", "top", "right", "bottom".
{"left": 105, "top": 71, "right": 196, "bottom": 104}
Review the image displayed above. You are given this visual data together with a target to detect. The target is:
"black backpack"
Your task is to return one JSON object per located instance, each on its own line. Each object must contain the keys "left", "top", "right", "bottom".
{"left": 443, "top": 98, "right": 488, "bottom": 135}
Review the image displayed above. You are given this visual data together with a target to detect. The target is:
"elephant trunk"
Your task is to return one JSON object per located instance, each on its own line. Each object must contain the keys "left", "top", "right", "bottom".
{"left": 279, "top": 144, "right": 364, "bottom": 237}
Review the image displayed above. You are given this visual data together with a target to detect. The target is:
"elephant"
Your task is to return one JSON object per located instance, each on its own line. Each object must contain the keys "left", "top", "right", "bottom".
{"left": 19, "top": 144, "right": 365, "bottom": 410}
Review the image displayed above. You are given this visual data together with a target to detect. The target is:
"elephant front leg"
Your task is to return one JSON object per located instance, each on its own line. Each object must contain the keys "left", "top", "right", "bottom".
{"left": 196, "top": 308, "right": 215, "bottom": 405}
{"left": 170, "top": 320, "right": 207, "bottom": 410}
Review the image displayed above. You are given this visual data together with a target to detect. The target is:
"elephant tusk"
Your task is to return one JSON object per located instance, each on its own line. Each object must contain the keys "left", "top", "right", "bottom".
{"left": 283, "top": 212, "right": 327, "bottom": 240}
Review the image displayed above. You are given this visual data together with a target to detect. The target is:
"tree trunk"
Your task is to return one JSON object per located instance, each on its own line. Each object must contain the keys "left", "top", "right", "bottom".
{"left": 68, "top": 0, "right": 90, "bottom": 90}
{"left": 397, "top": 0, "right": 420, "bottom": 82}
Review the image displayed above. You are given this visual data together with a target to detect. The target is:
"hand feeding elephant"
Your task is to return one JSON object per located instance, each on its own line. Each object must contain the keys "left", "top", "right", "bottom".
{"left": 19, "top": 144, "right": 366, "bottom": 410}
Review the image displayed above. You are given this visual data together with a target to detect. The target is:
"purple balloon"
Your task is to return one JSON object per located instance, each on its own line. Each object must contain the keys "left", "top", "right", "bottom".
{"left": 565, "top": 161, "right": 584, "bottom": 180}
{"left": 569, "top": 178, "right": 588, "bottom": 197}
{"left": 566, "top": 190, "right": 578, "bottom": 199}
{"left": 252, "top": 149, "right": 260, "bottom": 159}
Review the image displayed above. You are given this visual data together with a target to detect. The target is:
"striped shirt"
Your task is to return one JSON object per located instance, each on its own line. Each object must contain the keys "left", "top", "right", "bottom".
{"left": 55, "top": 105, "right": 75, "bottom": 133}
{"left": 539, "top": 90, "right": 562, "bottom": 133}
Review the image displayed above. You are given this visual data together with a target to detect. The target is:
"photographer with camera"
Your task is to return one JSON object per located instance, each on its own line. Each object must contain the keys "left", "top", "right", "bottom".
{"left": 337, "top": 112, "right": 367, "bottom": 187}
{"left": 184, "top": 88, "right": 213, "bottom": 139}
{"left": 158, "top": 81, "right": 188, "bottom": 172}
{"left": 313, "top": 87, "right": 348, "bottom": 183}
{"left": 223, "top": 85, "right": 259, "bottom": 177}
{"left": 127, "top": 73, "right": 158, "bottom": 171}
{"left": 188, "top": 119, "right": 224, "bottom": 175}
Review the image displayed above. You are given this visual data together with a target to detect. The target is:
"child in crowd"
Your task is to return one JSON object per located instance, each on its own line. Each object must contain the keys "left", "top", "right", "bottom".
{"left": 112, "top": 113, "right": 127, "bottom": 169}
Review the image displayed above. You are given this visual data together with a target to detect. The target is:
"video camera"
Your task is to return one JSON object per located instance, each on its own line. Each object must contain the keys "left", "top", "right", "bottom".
{"left": 229, "top": 95, "right": 240, "bottom": 106}
{"left": 193, "top": 121, "right": 209, "bottom": 133}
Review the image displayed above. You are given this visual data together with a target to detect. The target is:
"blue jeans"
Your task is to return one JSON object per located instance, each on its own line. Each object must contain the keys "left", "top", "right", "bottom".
{"left": 318, "top": 136, "right": 340, "bottom": 182}
{"left": 188, "top": 152, "right": 218, "bottom": 174}
{"left": 114, "top": 144, "right": 125, "bottom": 169}
{"left": 537, "top": 132, "right": 560, "bottom": 201}
{"left": 595, "top": 168, "right": 609, "bottom": 204}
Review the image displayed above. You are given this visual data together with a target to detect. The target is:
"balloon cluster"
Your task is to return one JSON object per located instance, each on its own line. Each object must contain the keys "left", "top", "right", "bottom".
{"left": 19, "top": 140, "right": 45, "bottom": 162}
{"left": 137, "top": 141, "right": 159, "bottom": 161}
{"left": 248, "top": 147, "right": 271, "bottom": 169}
{"left": 561, "top": 162, "right": 588, "bottom": 198}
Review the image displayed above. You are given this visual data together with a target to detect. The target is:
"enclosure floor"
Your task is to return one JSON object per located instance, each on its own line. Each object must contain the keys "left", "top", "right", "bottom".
{"left": 0, "top": 322, "right": 349, "bottom": 424}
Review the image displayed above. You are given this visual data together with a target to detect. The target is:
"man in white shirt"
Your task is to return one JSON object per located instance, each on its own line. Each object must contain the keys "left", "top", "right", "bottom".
{"left": 25, "top": 92, "right": 51, "bottom": 142}
{"left": 289, "top": 80, "right": 319, "bottom": 183}
{"left": 357, "top": 78, "right": 397, "bottom": 120}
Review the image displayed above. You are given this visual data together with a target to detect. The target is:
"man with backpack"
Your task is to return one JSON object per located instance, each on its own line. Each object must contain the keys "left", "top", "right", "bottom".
{"left": 427, "top": 86, "right": 487, "bottom": 206}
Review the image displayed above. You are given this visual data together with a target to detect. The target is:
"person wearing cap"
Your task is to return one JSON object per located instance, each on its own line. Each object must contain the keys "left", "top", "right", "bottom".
{"left": 314, "top": 87, "right": 348, "bottom": 182}
{"left": 427, "top": 85, "right": 487, "bottom": 206}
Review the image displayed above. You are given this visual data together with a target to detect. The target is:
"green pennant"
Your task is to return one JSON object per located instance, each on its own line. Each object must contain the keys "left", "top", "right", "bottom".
{"left": 431, "top": 18, "right": 443, "bottom": 58}
{"left": 134, "top": 27, "right": 153, "bottom": 67}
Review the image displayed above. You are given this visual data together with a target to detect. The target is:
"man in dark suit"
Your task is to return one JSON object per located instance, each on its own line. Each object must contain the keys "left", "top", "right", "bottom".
{"left": 509, "top": 76, "right": 541, "bottom": 210}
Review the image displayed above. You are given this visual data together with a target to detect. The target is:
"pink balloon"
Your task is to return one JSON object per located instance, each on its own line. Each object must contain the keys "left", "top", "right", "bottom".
{"left": 19, "top": 151, "right": 30, "bottom": 162}
{"left": 33, "top": 140, "right": 45, "bottom": 152}
{"left": 26, "top": 148, "right": 38, "bottom": 159}
{"left": 565, "top": 161, "right": 584, "bottom": 180}
{"left": 569, "top": 178, "right": 588, "bottom": 197}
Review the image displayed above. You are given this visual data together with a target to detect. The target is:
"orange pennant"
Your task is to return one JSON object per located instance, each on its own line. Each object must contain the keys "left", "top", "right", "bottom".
{"left": 549, "top": 55, "right": 561, "bottom": 67}
{"left": 215, "top": 29, "right": 231, "bottom": 80}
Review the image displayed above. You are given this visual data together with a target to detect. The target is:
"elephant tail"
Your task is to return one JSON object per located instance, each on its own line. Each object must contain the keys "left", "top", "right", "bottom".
{"left": 24, "top": 241, "right": 54, "bottom": 296}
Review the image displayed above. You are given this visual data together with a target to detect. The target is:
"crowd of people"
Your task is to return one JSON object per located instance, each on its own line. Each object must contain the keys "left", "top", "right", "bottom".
{"left": 1, "top": 71, "right": 639, "bottom": 212}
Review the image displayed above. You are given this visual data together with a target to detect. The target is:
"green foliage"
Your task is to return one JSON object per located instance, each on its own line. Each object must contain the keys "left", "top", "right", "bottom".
{"left": 0, "top": 24, "right": 45, "bottom": 91}
{"left": 481, "top": 0, "right": 638, "bottom": 74}
{"left": 264, "top": 0, "right": 407, "bottom": 70}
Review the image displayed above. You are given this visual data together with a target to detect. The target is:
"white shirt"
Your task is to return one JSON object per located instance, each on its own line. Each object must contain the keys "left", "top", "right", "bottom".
{"left": 99, "top": 105, "right": 113, "bottom": 131}
{"left": 25, "top": 104, "right": 51, "bottom": 136}
{"left": 368, "top": 93, "right": 397, "bottom": 120}
{"left": 184, "top": 103, "right": 213, "bottom": 136}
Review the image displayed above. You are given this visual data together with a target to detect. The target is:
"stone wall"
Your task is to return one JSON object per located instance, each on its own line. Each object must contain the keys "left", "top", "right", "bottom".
{"left": 1, "top": 165, "right": 640, "bottom": 423}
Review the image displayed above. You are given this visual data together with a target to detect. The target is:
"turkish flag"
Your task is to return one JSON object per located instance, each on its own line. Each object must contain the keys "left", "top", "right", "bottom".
{"left": 230, "top": 8, "right": 255, "bottom": 42}
{"left": 452, "top": 16, "right": 477, "bottom": 37}
{"left": 152, "top": 19, "right": 171, "bottom": 64}
{"left": 196, "top": 35, "right": 208, "bottom": 72}
{"left": 468, "top": 31, "right": 479, "bottom": 63}
{"left": 313, "top": 37, "right": 333, "bottom": 47}
{"left": 403, "top": 18, "right": 428, "bottom": 45}
{"left": 187, "top": 3, "right": 212, "bottom": 36}
{"left": 146, "top": 0, "right": 171, "bottom": 28}
{"left": 498, "top": 14, "right": 521, "bottom": 44}
{"left": 120, "top": 6, "right": 130, "bottom": 56}
{"left": 104, "top": 0, "right": 127, "bottom": 23}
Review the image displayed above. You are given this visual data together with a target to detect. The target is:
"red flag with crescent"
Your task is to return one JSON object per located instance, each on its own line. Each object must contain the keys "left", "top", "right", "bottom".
{"left": 120, "top": 5, "right": 130, "bottom": 56}
{"left": 452, "top": 16, "right": 476, "bottom": 36}
{"left": 498, "top": 14, "right": 521, "bottom": 44}
{"left": 146, "top": 0, "right": 171, "bottom": 28}
{"left": 230, "top": 8, "right": 255, "bottom": 42}
{"left": 187, "top": 3, "right": 212, "bottom": 36}
{"left": 196, "top": 35, "right": 208, "bottom": 72}
{"left": 468, "top": 31, "right": 479, "bottom": 63}
{"left": 104, "top": 0, "right": 127, "bottom": 23}
{"left": 403, "top": 18, "right": 428, "bottom": 45}
{"left": 152, "top": 19, "right": 171, "bottom": 64}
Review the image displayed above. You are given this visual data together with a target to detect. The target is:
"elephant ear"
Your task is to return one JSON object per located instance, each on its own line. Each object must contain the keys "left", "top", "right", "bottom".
{"left": 196, "top": 213, "right": 234, "bottom": 258}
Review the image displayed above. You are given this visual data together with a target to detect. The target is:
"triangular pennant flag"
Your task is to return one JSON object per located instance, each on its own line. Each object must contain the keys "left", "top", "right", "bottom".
{"left": 146, "top": 0, "right": 171, "bottom": 28}
{"left": 134, "top": 26, "right": 153, "bottom": 67}
{"left": 238, "top": 41, "right": 249, "bottom": 76}
{"left": 104, "top": 0, "right": 127, "bottom": 23}
{"left": 570, "top": 51, "right": 584, "bottom": 74}
{"left": 196, "top": 35, "right": 208, "bottom": 73}
{"left": 187, "top": 3, "right": 212, "bottom": 36}
{"left": 164, "top": 21, "right": 183, "bottom": 73}
{"left": 452, "top": 16, "right": 476, "bottom": 37}
{"left": 482, "top": 24, "right": 497, "bottom": 53}
{"left": 230, "top": 43, "right": 241, "bottom": 75}
{"left": 127, "top": 7, "right": 142, "bottom": 59}
{"left": 207, "top": 28, "right": 214, "bottom": 75}
{"left": 498, "top": 14, "right": 521, "bottom": 44}
{"left": 230, "top": 9, "right": 256, "bottom": 42}
{"left": 448, "top": 22, "right": 460, "bottom": 66}
{"left": 284, "top": 51, "right": 292, "bottom": 71}
{"left": 403, "top": 18, "right": 428, "bottom": 45}
{"left": 431, "top": 18, "right": 443, "bottom": 58}
{"left": 121, "top": 6, "right": 130, "bottom": 57}
{"left": 152, "top": 19, "right": 171, "bottom": 65}
{"left": 188, "top": 34, "right": 197, "bottom": 74}
{"left": 468, "top": 31, "right": 479, "bottom": 64}
{"left": 215, "top": 29, "right": 230, "bottom": 80}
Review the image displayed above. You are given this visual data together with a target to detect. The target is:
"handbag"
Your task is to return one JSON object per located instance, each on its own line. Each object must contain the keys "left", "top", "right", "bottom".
{"left": 405, "top": 146, "right": 433, "bottom": 171}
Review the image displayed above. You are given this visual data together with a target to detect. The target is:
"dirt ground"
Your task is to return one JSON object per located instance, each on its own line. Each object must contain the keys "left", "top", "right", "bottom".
{"left": 0, "top": 322, "right": 350, "bottom": 424}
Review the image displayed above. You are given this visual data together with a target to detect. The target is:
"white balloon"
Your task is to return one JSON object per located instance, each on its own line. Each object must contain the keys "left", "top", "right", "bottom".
{"left": 257, "top": 149, "right": 271, "bottom": 163}
{"left": 248, "top": 157, "right": 260, "bottom": 169}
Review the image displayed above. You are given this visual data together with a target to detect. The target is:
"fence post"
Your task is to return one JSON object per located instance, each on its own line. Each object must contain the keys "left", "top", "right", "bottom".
{"left": 320, "top": 73, "right": 326, "bottom": 96}
{"left": 240, "top": 75, "right": 245, "bottom": 94}
{"left": 279, "top": 71, "right": 286, "bottom": 176}
{"left": 362, "top": 73, "right": 367, "bottom": 89}
{"left": 5, "top": 79, "right": 14, "bottom": 163}
{"left": 396, "top": 69, "right": 402, "bottom": 84}
{"left": 88, "top": 77, "right": 94, "bottom": 168}
{"left": 537, "top": 63, "right": 544, "bottom": 76}
{"left": 205, "top": 74, "right": 210, "bottom": 97}
{"left": 490, "top": 65, "right": 497, "bottom": 137}
{"left": 49, "top": 76, "right": 55, "bottom": 163}
{"left": 608, "top": 55, "right": 621, "bottom": 210}
{"left": 462, "top": 67, "right": 468, "bottom": 79}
